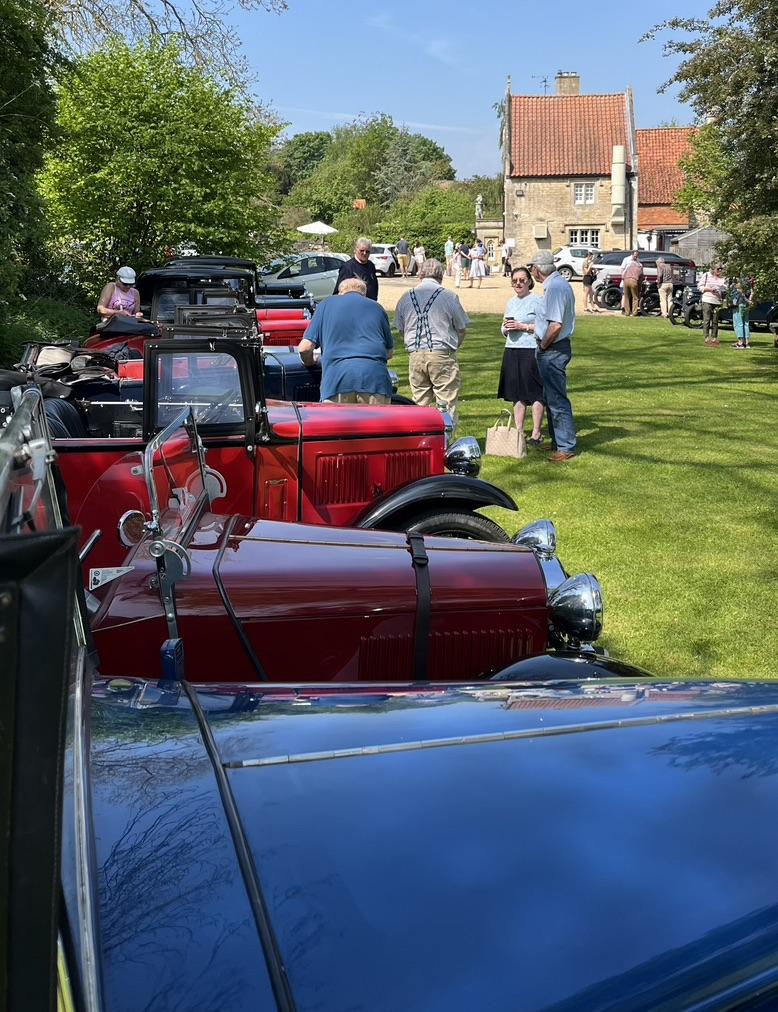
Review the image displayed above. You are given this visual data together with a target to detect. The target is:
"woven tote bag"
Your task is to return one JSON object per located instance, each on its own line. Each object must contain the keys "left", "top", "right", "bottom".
{"left": 485, "top": 410, "right": 527, "bottom": 459}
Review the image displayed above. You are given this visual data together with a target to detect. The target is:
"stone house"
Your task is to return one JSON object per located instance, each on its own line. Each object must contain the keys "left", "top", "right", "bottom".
{"left": 496, "top": 72, "right": 638, "bottom": 260}
{"left": 636, "top": 127, "right": 697, "bottom": 251}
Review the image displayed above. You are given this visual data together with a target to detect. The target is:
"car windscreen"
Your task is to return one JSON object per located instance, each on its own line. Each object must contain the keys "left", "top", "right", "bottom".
{"left": 155, "top": 349, "right": 245, "bottom": 431}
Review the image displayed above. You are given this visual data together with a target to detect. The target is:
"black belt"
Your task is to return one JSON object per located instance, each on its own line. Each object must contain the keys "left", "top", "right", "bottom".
{"left": 406, "top": 533, "right": 431, "bottom": 681}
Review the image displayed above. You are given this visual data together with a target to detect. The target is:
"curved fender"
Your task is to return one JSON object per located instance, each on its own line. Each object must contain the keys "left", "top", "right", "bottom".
{"left": 490, "top": 651, "right": 656, "bottom": 682}
{"left": 356, "top": 474, "right": 518, "bottom": 530}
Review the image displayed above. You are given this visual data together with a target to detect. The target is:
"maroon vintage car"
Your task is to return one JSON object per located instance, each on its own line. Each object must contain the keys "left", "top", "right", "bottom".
{"left": 79, "top": 400, "right": 603, "bottom": 682}
{"left": 27, "top": 336, "right": 517, "bottom": 575}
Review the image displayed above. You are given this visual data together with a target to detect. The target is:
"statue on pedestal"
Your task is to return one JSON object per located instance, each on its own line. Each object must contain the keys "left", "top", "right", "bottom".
{"left": 475, "top": 194, "right": 484, "bottom": 221}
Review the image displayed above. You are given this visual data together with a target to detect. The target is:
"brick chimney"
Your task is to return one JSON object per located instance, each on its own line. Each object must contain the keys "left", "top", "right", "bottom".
{"left": 555, "top": 72, "right": 580, "bottom": 96}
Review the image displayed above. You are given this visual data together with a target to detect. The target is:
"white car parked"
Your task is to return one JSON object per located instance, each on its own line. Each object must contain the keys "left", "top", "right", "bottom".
{"left": 259, "top": 253, "right": 349, "bottom": 302}
{"left": 552, "top": 245, "right": 599, "bottom": 281}
{"left": 369, "top": 244, "right": 399, "bottom": 277}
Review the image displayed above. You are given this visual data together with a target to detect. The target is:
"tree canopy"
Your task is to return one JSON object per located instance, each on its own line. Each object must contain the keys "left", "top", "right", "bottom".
{"left": 38, "top": 39, "right": 282, "bottom": 296}
{"left": 648, "top": 0, "right": 778, "bottom": 287}
{"left": 0, "top": 0, "right": 59, "bottom": 306}
{"left": 286, "top": 115, "right": 455, "bottom": 224}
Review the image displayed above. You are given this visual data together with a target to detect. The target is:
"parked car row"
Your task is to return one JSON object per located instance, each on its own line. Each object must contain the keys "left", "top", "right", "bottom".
{"left": 7, "top": 363, "right": 778, "bottom": 1011}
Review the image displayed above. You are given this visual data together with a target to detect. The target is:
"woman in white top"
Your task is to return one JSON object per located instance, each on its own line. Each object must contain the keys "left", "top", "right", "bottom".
{"left": 468, "top": 241, "right": 487, "bottom": 288}
{"left": 498, "top": 266, "right": 545, "bottom": 445}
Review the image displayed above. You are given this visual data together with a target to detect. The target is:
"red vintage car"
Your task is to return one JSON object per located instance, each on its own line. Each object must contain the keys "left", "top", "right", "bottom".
{"left": 82, "top": 401, "right": 603, "bottom": 681}
{"left": 30, "top": 336, "right": 517, "bottom": 576}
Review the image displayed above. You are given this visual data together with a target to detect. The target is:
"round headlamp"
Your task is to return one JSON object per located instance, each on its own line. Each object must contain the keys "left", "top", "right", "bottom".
{"left": 512, "top": 519, "right": 557, "bottom": 559}
{"left": 444, "top": 436, "right": 481, "bottom": 477}
{"left": 549, "top": 573, "right": 604, "bottom": 644}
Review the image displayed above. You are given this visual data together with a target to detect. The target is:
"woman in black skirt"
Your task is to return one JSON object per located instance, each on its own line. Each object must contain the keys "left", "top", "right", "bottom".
{"left": 498, "top": 266, "right": 546, "bottom": 446}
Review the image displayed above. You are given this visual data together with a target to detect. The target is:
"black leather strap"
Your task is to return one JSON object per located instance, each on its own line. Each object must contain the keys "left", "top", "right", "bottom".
{"left": 406, "top": 532, "right": 431, "bottom": 681}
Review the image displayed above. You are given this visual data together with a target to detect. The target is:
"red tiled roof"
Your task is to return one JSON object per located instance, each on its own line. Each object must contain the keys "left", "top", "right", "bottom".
{"left": 509, "top": 94, "right": 630, "bottom": 177}
{"left": 637, "top": 127, "right": 697, "bottom": 205}
{"left": 638, "top": 206, "right": 690, "bottom": 228}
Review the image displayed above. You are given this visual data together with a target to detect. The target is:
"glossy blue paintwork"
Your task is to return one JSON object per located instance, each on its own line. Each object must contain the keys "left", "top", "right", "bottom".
{"left": 88, "top": 691, "right": 277, "bottom": 1012}
{"left": 86, "top": 678, "right": 778, "bottom": 1010}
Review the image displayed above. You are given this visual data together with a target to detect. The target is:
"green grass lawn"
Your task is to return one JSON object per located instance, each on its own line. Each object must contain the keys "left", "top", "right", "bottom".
{"left": 394, "top": 313, "right": 778, "bottom": 680}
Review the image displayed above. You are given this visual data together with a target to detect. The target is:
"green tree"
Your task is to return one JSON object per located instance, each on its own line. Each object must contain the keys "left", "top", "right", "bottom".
{"left": 271, "top": 130, "right": 332, "bottom": 196}
{"left": 373, "top": 186, "right": 475, "bottom": 259}
{"left": 647, "top": 1, "right": 778, "bottom": 287}
{"left": 288, "top": 115, "right": 455, "bottom": 223}
{"left": 0, "top": 0, "right": 59, "bottom": 307}
{"left": 38, "top": 39, "right": 283, "bottom": 297}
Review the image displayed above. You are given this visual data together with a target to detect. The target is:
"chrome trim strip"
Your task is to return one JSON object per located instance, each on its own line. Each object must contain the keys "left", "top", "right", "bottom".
{"left": 226, "top": 702, "right": 778, "bottom": 769}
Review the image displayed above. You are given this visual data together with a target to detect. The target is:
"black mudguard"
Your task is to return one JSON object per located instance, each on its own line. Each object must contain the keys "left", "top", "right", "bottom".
{"left": 490, "top": 650, "right": 656, "bottom": 682}
{"left": 356, "top": 474, "right": 518, "bottom": 530}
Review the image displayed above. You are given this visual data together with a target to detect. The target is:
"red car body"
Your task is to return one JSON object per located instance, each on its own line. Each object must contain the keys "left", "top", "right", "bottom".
{"left": 43, "top": 337, "right": 513, "bottom": 573}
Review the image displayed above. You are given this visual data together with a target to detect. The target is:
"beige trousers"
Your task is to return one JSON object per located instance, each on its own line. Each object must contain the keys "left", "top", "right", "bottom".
{"left": 408, "top": 349, "right": 461, "bottom": 425}
{"left": 659, "top": 282, "right": 674, "bottom": 317}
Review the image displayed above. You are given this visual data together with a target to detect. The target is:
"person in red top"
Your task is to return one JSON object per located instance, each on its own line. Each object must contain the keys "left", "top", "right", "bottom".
{"left": 621, "top": 251, "right": 644, "bottom": 317}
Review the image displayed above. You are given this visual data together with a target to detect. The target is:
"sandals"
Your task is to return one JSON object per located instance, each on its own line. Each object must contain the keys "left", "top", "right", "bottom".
{"left": 732, "top": 342, "right": 746, "bottom": 349}
{"left": 528, "top": 436, "right": 545, "bottom": 447}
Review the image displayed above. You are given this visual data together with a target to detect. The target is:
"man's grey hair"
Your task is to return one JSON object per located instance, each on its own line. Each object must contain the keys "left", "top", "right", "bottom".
{"left": 418, "top": 258, "right": 444, "bottom": 282}
{"left": 534, "top": 261, "right": 556, "bottom": 278}
{"left": 355, "top": 236, "right": 372, "bottom": 251}
{"left": 339, "top": 277, "right": 367, "bottom": 296}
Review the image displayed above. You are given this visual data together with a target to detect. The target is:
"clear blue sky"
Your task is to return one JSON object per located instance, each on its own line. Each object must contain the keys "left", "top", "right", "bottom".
{"left": 236, "top": 0, "right": 711, "bottom": 178}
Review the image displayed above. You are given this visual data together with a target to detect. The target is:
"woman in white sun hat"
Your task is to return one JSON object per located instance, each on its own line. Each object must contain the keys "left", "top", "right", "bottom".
{"left": 97, "top": 266, "right": 143, "bottom": 321}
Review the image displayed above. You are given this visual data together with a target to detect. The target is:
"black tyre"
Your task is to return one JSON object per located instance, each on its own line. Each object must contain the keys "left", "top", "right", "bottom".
{"left": 390, "top": 393, "right": 414, "bottom": 406}
{"left": 601, "top": 285, "right": 622, "bottom": 311}
{"left": 557, "top": 266, "right": 574, "bottom": 281}
{"left": 640, "top": 292, "right": 660, "bottom": 316}
{"left": 668, "top": 305, "right": 681, "bottom": 326}
{"left": 684, "top": 305, "right": 703, "bottom": 329}
{"left": 387, "top": 263, "right": 396, "bottom": 277}
{"left": 404, "top": 510, "right": 509, "bottom": 542}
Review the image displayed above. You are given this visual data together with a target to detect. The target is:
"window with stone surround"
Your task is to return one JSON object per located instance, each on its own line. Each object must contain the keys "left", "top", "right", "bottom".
{"left": 573, "top": 182, "right": 595, "bottom": 205}
{"left": 569, "top": 228, "right": 600, "bottom": 247}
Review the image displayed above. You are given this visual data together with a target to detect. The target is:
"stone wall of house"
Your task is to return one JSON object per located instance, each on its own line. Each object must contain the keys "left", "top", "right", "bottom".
{"left": 503, "top": 175, "right": 634, "bottom": 259}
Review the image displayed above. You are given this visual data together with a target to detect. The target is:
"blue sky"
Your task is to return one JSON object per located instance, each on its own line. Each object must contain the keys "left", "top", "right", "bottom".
{"left": 237, "top": 0, "right": 712, "bottom": 178}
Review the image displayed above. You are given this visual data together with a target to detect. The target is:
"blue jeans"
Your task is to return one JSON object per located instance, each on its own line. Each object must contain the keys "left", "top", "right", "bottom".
{"left": 536, "top": 340, "right": 576, "bottom": 453}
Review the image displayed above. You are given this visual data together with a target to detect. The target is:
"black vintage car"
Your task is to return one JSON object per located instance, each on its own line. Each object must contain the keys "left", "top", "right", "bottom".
{"left": 7, "top": 387, "right": 778, "bottom": 1011}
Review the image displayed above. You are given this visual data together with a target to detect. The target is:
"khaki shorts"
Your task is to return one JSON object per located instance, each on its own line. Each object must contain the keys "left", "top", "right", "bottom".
{"left": 326, "top": 392, "right": 391, "bottom": 405}
{"left": 408, "top": 349, "right": 461, "bottom": 424}
{"left": 397, "top": 254, "right": 409, "bottom": 270}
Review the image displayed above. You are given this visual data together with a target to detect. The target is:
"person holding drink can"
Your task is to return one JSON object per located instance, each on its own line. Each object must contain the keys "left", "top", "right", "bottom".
{"left": 498, "top": 266, "right": 546, "bottom": 447}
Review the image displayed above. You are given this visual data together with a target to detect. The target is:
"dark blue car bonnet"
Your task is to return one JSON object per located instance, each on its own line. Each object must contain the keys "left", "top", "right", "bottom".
{"left": 92, "top": 679, "right": 778, "bottom": 1010}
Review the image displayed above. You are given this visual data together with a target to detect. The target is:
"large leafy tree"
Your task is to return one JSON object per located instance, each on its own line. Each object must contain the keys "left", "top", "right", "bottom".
{"left": 39, "top": 39, "right": 282, "bottom": 296}
{"left": 0, "top": 0, "right": 59, "bottom": 306}
{"left": 372, "top": 186, "right": 475, "bottom": 260}
{"left": 271, "top": 130, "right": 332, "bottom": 196}
{"left": 288, "top": 115, "right": 455, "bottom": 223}
{"left": 648, "top": 1, "right": 778, "bottom": 287}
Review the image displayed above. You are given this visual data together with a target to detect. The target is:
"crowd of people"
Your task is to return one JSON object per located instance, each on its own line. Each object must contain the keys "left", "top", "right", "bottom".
{"left": 305, "top": 237, "right": 579, "bottom": 464}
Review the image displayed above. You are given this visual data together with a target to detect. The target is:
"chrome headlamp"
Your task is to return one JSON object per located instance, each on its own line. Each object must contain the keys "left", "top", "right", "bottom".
{"left": 548, "top": 573, "right": 604, "bottom": 645}
{"left": 444, "top": 436, "right": 481, "bottom": 477}
{"left": 512, "top": 519, "right": 557, "bottom": 560}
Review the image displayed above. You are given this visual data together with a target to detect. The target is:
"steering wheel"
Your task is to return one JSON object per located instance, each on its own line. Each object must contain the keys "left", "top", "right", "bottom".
{"left": 197, "top": 387, "right": 240, "bottom": 425}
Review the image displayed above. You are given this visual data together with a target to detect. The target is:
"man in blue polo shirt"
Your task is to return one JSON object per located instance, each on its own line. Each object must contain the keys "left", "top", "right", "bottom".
{"left": 529, "top": 250, "right": 578, "bottom": 462}
{"left": 297, "top": 278, "right": 393, "bottom": 403}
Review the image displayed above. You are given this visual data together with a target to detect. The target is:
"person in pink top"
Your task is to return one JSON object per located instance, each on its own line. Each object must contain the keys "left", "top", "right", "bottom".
{"left": 97, "top": 266, "right": 142, "bottom": 321}
{"left": 621, "top": 251, "right": 644, "bottom": 317}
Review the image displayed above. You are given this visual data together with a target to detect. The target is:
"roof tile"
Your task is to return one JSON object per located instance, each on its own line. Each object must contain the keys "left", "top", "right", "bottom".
{"left": 636, "top": 127, "right": 697, "bottom": 205}
{"left": 509, "top": 94, "right": 630, "bottom": 177}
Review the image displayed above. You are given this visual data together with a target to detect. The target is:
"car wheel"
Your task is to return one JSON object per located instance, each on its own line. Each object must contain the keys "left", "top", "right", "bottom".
{"left": 640, "top": 292, "right": 660, "bottom": 316}
{"left": 404, "top": 510, "right": 509, "bottom": 542}
{"left": 684, "top": 305, "right": 703, "bottom": 329}
{"left": 668, "top": 304, "right": 681, "bottom": 326}
{"left": 601, "top": 286, "right": 622, "bottom": 311}
{"left": 387, "top": 264, "right": 396, "bottom": 277}
{"left": 557, "top": 266, "right": 574, "bottom": 281}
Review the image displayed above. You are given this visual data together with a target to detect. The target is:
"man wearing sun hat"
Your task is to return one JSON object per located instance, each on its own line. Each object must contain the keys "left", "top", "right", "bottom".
{"left": 528, "top": 250, "right": 578, "bottom": 462}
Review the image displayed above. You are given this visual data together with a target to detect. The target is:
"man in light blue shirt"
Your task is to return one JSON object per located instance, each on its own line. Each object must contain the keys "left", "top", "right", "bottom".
{"left": 529, "top": 250, "right": 577, "bottom": 461}
{"left": 444, "top": 236, "right": 455, "bottom": 276}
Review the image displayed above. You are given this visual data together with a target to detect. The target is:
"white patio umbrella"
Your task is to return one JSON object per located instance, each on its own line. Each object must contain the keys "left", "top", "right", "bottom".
{"left": 296, "top": 221, "right": 338, "bottom": 238}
